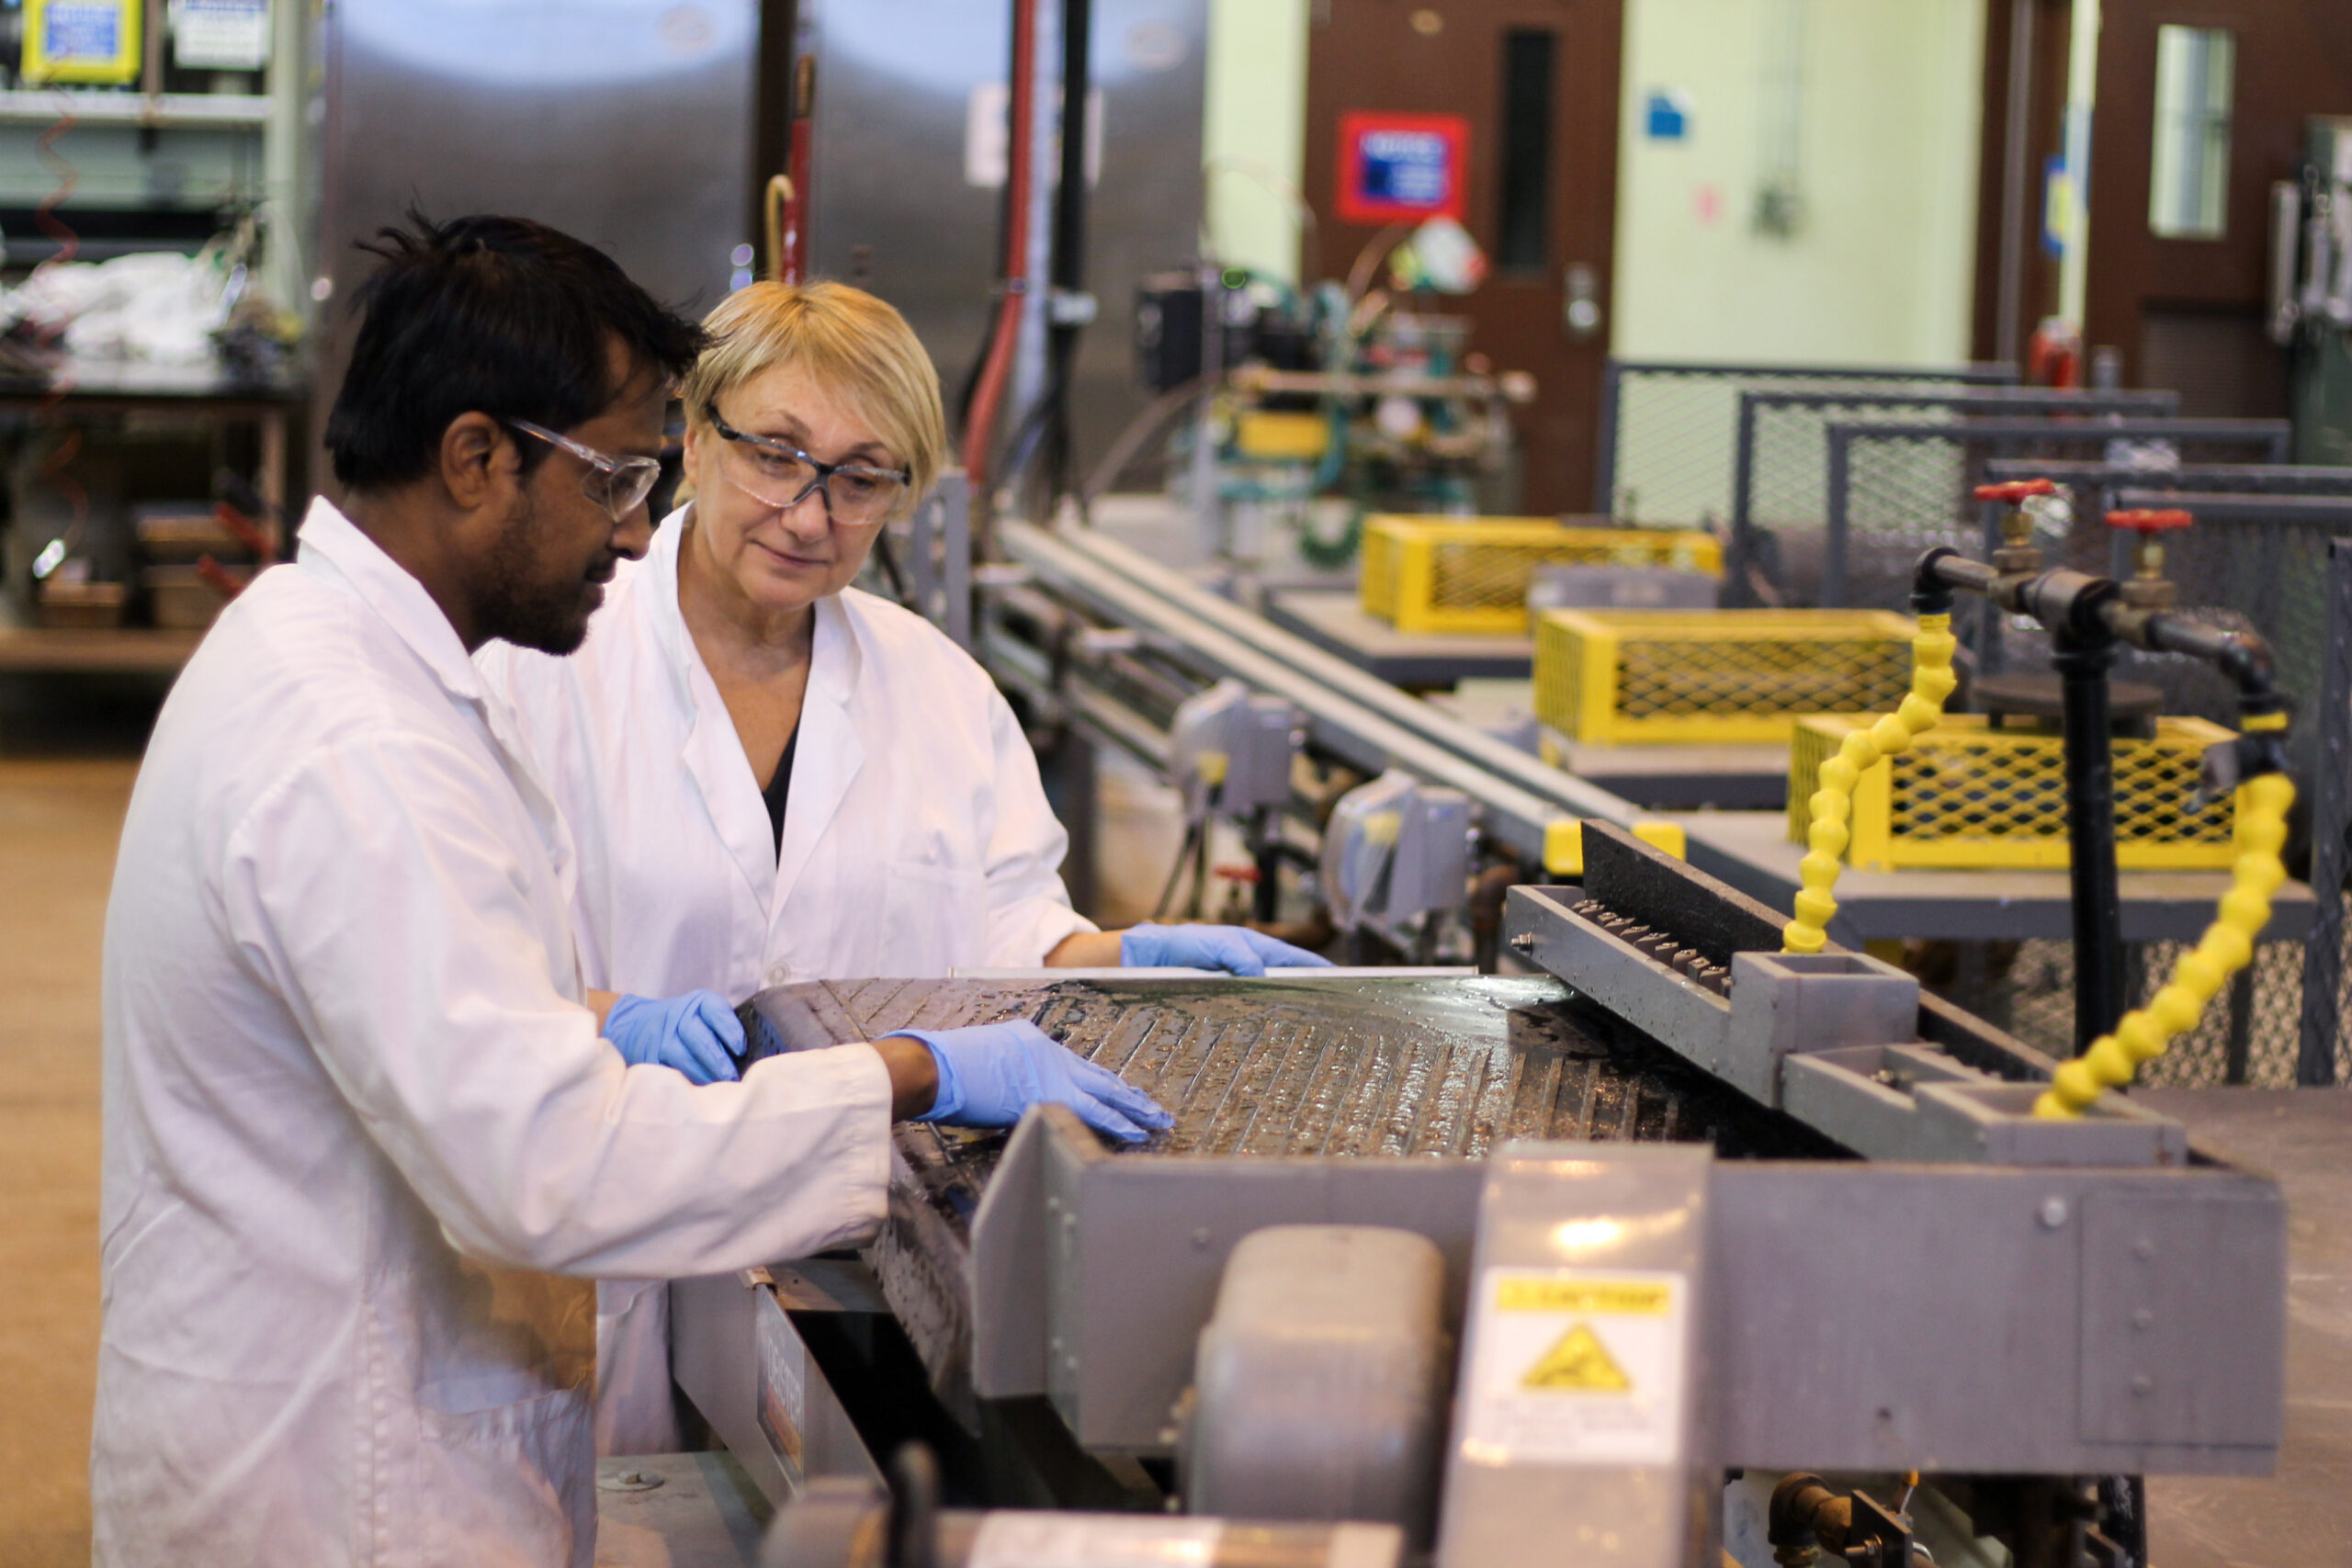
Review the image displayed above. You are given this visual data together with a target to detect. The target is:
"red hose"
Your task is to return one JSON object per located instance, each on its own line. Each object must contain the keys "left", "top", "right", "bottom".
{"left": 960, "top": 0, "right": 1038, "bottom": 501}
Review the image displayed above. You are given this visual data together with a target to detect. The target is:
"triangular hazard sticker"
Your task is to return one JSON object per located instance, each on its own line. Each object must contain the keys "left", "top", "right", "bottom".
{"left": 1521, "top": 1322, "right": 1631, "bottom": 1392}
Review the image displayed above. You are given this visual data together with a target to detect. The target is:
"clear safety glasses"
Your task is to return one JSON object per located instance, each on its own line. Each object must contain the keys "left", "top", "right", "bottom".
{"left": 506, "top": 419, "right": 664, "bottom": 522}
{"left": 705, "top": 406, "right": 910, "bottom": 525}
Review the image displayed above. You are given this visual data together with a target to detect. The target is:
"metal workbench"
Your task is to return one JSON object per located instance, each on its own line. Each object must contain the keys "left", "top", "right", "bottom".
{"left": 1261, "top": 590, "right": 1533, "bottom": 687}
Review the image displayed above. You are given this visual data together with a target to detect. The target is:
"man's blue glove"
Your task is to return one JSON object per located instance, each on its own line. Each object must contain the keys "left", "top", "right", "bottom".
{"left": 884, "top": 1020, "right": 1172, "bottom": 1145}
{"left": 603, "top": 990, "right": 744, "bottom": 1086}
{"left": 1119, "top": 922, "right": 1334, "bottom": 977}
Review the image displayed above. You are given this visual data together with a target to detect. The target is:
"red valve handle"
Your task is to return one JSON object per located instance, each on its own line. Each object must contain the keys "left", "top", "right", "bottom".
{"left": 1973, "top": 479, "right": 2059, "bottom": 502}
{"left": 2106, "top": 508, "right": 2192, "bottom": 534}
{"left": 1212, "top": 863, "right": 1262, "bottom": 884}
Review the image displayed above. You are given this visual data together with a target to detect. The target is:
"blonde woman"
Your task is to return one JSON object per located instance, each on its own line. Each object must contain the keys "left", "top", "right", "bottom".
{"left": 477, "top": 280, "right": 1320, "bottom": 1451}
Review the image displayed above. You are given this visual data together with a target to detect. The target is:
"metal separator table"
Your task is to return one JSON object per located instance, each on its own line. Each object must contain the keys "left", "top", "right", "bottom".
{"left": 1668, "top": 809, "right": 2316, "bottom": 944}
{"left": 1261, "top": 590, "right": 1532, "bottom": 686}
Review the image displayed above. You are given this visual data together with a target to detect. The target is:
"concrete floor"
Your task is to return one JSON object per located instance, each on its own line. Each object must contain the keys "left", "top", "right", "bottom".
{"left": 0, "top": 755, "right": 134, "bottom": 1566}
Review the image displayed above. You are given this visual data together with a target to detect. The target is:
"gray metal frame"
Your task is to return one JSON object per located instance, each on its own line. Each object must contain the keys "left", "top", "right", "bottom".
{"left": 1593, "top": 359, "right": 2017, "bottom": 520}
{"left": 1818, "top": 417, "right": 2293, "bottom": 613}
{"left": 1726, "top": 387, "right": 2178, "bottom": 604}
{"left": 970, "top": 1104, "right": 2284, "bottom": 1477}
{"left": 2301, "top": 537, "right": 2352, "bottom": 1086}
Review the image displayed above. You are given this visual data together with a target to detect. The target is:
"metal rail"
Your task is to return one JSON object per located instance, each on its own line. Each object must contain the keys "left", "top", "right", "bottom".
{"left": 998, "top": 521, "right": 1652, "bottom": 864}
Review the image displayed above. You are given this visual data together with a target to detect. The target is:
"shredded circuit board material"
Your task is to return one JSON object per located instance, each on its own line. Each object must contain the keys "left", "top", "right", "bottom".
{"left": 743, "top": 973, "right": 1842, "bottom": 1402}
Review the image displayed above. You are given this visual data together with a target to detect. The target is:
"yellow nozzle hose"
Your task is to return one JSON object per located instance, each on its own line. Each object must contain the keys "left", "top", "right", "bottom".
{"left": 2034, "top": 717, "right": 2294, "bottom": 1118}
{"left": 1781, "top": 613, "right": 1960, "bottom": 954}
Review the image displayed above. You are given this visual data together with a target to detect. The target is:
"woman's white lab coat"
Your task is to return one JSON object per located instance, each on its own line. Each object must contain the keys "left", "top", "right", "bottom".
{"left": 95, "top": 501, "right": 895, "bottom": 1567}
{"left": 475, "top": 505, "right": 1093, "bottom": 1451}
{"left": 477, "top": 503, "right": 1093, "bottom": 1001}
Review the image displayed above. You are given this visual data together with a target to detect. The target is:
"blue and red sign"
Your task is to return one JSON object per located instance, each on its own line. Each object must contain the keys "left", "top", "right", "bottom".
{"left": 1336, "top": 111, "right": 1469, "bottom": 227}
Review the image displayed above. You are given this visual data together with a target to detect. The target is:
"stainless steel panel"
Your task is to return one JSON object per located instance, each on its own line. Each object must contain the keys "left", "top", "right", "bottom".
{"left": 798, "top": 0, "right": 1205, "bottom": 470}
{"left": 313, "top": 0, "right": 761, "bottom": 473}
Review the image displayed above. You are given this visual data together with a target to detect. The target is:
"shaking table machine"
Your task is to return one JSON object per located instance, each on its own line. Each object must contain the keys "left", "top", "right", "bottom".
{"left": 677, "top": 826, "right": 2284, "bottom": 1568}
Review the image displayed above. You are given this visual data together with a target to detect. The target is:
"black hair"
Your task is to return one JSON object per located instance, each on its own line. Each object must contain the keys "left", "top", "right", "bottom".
{"left": 323, "top": 212, "right": 707, "bottom": 491}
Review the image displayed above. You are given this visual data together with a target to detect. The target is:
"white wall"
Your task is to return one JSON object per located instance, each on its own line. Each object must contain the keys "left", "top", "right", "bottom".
{"left": 1611, "top": 0, "right": 1987, "bottom": 366}
{"left": 1202, "top": 0, "right": 1310, "bottom": 284}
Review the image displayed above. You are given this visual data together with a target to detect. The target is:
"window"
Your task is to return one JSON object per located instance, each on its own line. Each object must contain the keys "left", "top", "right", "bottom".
{"left": 2148, "top": 26, "right": 2235, "bottom": 240}
{"left": 1497, "top": 29, "right": 1555, "bottom": 270}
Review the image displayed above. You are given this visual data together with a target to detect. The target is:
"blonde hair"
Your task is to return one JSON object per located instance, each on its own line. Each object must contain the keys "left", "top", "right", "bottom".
{"left": 683, "top": 281, "right": 947, "bottom": 508}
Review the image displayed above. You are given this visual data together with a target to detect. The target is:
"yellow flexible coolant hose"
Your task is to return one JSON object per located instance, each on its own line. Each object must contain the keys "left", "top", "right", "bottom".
{"left": 2034, "top": 713, "right": 2295, "bottom": 1118}
{"left": 1781, "top": 613, "right": 1960, "bottom": 955}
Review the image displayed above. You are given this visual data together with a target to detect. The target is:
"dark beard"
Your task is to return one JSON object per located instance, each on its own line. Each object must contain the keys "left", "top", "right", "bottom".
{"left": 477, "top": 491, "right": 598, "bottom": 656}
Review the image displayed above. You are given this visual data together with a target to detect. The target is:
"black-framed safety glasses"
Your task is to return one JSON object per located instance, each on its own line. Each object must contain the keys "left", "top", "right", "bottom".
{"left": 506, "top": 419, "right": 664, "bottom": 522}
{"left": 705, "top": 405, "right": 910, "bottom": 525}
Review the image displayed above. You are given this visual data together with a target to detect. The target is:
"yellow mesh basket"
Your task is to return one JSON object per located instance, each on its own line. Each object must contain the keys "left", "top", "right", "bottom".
{"left": 1532, "top": 609, "right": 1917, "bottom": 744}
{"left": 1358, "top": 516, "right": 1722, "bottom": 635}
{"left": 1787, "top": 713, "right": 2239, "bottom": 870}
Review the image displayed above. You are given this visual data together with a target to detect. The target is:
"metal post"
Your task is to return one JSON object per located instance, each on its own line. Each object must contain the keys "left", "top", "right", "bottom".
{"left": 1593, "top": 359, "right": 1623, "bottom": 515}
{"left": 2297, "top": 538, "right": 2352, "bottom": 1084}
{"left": 910, "top": 490, "right": 938, "bottom": 625}
{"left": 1823, "top": 425, "right": 1850, "bottom": 607}
{"left": 2055, "top": 632, "right": 2126, "bottom": 1051}
{"left": 1977, "top": 498, "right": 2007, "bottom": 674}
{"left": 940, "top": 468, "right": 974, "bottom": 651}
{"left": 1728, "top": 389, "right": 1759, "bottom": 605}
{"left": 1992, "top": 0, "right": 2036, "bottom": 364}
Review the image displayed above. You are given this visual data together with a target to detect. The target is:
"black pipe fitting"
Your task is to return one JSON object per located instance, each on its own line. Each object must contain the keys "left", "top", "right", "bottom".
{"left": 1910, "top": 548, "right": 1962, "bottom": 616}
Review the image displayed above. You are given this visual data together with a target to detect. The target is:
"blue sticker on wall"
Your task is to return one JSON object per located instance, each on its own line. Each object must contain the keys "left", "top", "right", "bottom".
{"left": 1645, "top": 91, "right": 1690, "bottom": 142}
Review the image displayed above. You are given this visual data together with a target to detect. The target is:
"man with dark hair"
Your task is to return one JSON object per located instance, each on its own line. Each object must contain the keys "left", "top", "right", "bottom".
{"left": 87, "top": 215, "right": 1009, "bottom": 1565}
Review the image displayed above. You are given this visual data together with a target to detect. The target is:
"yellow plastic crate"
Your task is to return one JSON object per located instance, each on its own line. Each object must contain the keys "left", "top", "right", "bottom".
{"left": 1359, "top": 516, "right": 1722, "bottom": 635}
{"left": 1532, "top": 609, "right": 1917, "bottom": 744}
{"left": 1787, "top": 713, "right": 2239, "bottom": 871}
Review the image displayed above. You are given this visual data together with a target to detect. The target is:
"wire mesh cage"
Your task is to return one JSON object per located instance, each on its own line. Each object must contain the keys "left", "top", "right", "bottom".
{"left": 1789, "top": 714, "right": 2240, "bottom": 871}
{"left": 1533, "top": 608, "right": 1913, "bottom": 744}
{"left": 1594, "top": 360, "right": 2016, "bottom": 528}
{"left": 1359, "top": 515, "right": 1722, "bottom": 635}
{"left": 1815, "top": 418, "right": 2293, "bottom": 621}
{"left": 1727, "top": 389, "right": 2177, "bottom": 606}
{"left": 1951, "top": 934, "right": 2340, "bottom": 1088}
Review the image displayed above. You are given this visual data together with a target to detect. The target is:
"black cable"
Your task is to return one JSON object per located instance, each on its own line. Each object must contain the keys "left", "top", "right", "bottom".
{"left": 1043, "top": 0, "right": 1093, "bottom": 502}
{"left": 1153, "top": 818, "right": 1202, "bottom": 921}
{"left": 885, "top": 1444, "right": 940, "bottom": 1568}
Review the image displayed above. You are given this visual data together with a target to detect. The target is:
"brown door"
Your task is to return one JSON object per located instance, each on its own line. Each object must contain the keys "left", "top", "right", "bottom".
{"left": 1304, "top": 0, "right": 1624, "bottom": 515}
{"left": 2083, "top": 0, "right": 2352, "bottom": 412}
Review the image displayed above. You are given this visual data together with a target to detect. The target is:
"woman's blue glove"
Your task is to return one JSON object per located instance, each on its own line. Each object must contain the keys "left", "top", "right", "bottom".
{"left": 603, "top": 990, "right": 744, "bottom": 1085}
{"left": 884, "top": 1020, "right": 1172, "bottom": 1145}
{"left": 1119, "top": 922, "right": 1334, "bottom": 976}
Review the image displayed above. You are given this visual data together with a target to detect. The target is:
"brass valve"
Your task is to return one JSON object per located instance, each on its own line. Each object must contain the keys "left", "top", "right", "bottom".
{"left": 2106, "top": 507, "right": 2192, "bottom": 610}
{"left": 1974, "top": 478, "right": 2060, "bottom": 575}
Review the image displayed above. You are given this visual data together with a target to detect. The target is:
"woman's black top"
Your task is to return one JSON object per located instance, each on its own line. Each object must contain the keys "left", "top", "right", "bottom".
{"left": 762, "top": 728, "right": 800, "bottom": 855}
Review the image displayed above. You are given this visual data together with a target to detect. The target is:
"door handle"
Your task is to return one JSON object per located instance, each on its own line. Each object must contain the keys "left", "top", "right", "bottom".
{"left": 1563, "top": 263, "right": 1603, "bottom": 340}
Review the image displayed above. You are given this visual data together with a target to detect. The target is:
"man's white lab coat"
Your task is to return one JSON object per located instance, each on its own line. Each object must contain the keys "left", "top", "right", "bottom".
{"left": 475, "top": 505, "right": 1092, "bottom": 1452}
{"left": 94, "top": 499, "right": 894, "bottom": 1568}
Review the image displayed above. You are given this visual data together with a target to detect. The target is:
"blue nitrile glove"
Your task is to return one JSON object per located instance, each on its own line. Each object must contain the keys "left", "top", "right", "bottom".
{"left": 603, "top": 990, "right": 745, "bottom": 1085}
{"left": 1119, "top": 922, "right": 1335, "bottom": 977}
{"left": 884, "top": 1020, "right": 1172, "bottom": 1145}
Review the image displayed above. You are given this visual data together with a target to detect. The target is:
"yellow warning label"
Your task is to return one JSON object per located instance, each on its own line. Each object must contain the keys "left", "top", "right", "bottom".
{"left": 1521, "top": 1323, "right": 1632, "bottom": 1393}
{"left": 1496, "top": 1278, "right": 1671, "bottom": 1315}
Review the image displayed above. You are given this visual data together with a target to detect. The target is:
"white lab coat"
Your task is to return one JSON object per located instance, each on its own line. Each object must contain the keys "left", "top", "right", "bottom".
{"left": 477, "top": 502, "right": 1094, "bottom": 999}
{"left": 94, "top": 499, "right": 895, "bottom": 1568}
{"left": 475, "top": 505, "right": 1093, "bottom": 1452}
